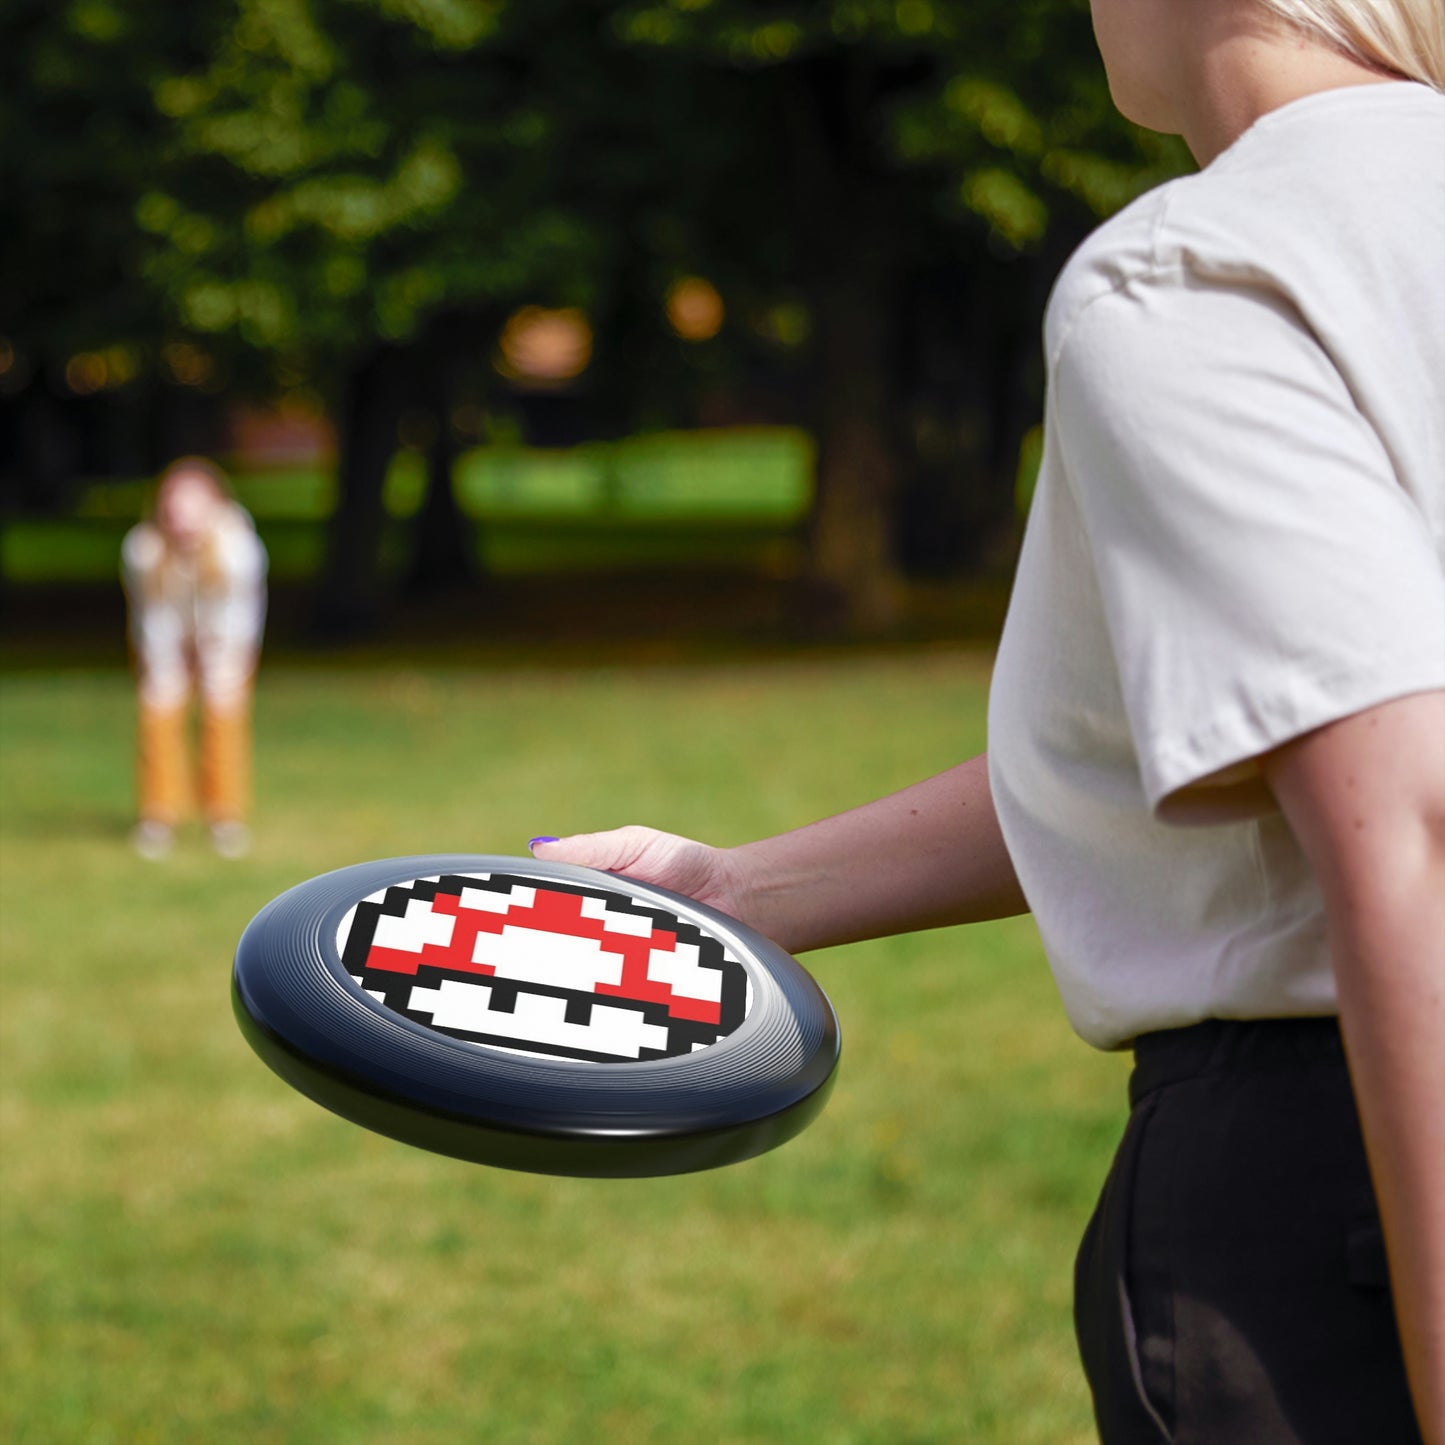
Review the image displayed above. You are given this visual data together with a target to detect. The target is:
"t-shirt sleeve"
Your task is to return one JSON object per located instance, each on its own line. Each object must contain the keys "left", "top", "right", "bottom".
{"left": 1052, "top": 273, "right": 1445, "bottom": 822}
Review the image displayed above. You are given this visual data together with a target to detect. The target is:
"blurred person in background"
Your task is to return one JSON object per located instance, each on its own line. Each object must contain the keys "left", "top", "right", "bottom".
{"left": 122, "top": 458, "right": 267, "bottom": 860}
{"left": 531, "top": 0, "right": 1445, "bottom": 1441}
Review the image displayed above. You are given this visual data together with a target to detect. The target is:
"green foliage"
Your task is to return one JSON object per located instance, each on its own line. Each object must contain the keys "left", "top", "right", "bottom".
{"left": 4, "top": 0, "right": 1191, "bottom": 378}
{"left": 1, "top": 2, "right": 194, "bottom": 357}
{"left": 1, "top": 656, "right": 1128, "bottom": 1444}
{"left": 607, "top": 0, "right": 1191, "bottom": 248}
{"left": 127, "top": 0, "right": 603, "bottom": 366}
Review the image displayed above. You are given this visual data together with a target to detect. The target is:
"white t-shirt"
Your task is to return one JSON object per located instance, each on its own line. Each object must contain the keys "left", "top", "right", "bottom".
{"left": 988, "top": 82, "right": 1445, "bottom": 1050}
{"left": 122, "top": 502, "right": 268, "bottom": 709}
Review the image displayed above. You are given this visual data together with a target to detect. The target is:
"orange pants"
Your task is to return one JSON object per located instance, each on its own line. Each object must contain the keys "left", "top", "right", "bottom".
{"left": 137, "top": 690, "right": 252, "bottom": 826}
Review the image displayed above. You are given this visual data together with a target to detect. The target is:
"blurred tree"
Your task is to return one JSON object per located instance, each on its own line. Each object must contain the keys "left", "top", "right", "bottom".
{"left": 3, "top": 0, "right": 1189, "bottom": 631}
{"left": 606, "top": 0, "right": 1191, "bottom": 627}
{"left": 125, "top": 0, "right": 790, "bottom": 632}
{"left": 120, "top": 0, "right": 608, "bottom": 632}
{"left": 0, "top": 1, "right": 225, "bottom": 507}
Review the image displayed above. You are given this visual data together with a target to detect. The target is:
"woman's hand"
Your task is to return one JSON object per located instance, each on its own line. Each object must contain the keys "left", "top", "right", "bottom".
{"left": 529, "top": 753, "right": 1027, "bottom": 956}
{"left": 530, "top": 827, "right": 756, "bottom": 924}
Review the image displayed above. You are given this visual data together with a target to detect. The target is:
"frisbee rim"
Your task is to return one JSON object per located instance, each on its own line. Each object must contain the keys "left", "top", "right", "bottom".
{"left": 232, "top": 979, "right": 838, "bottom": 1176}
{"left": 232, "top": 854, "right": 840, "bottom": 1176}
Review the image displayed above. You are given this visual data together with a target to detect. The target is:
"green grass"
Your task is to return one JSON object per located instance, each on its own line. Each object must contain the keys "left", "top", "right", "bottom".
{"left": 2, "top": 428, "right": 815, "bottom": 585}
{"left": 0, "top": 654, "right": 1127, "bottom": 1444}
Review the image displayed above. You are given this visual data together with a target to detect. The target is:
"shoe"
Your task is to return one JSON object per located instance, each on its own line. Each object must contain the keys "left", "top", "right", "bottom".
{"left": 132, "top": 820, "right": 174, "bottom": 861}
{"left": 210, "top": 821, "right": 252, "bottom": 859}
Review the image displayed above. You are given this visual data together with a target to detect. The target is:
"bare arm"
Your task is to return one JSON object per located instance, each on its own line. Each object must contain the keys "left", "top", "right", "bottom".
{"left": 727, "top": 753, "right": 1027, "bottom": 952}
{"left": 532, "top": 752, "right": 1028, "bottom": 955}
{"left": 1262, "top": 690, "right": 1445, "bottom": 1445}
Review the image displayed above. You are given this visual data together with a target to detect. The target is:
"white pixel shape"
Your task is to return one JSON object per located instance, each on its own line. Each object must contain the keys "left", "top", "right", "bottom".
{"left": 471, "top": 925, "right": 626, "bottom": 992}
{"left": 577, "top": 893, "right": 655, "bottom": 936}
{"left": 644, "top": 940, "right": 722, "bottom": 1004}
{"left": 370, "top": 896, "right": 457, "bottom": 954}
{"left": 458, "top": 882, "right": 535, "bottom": 914}
{"left": 408, "top": 977, "right": 669, "bottom": 1058}
{"left": 336, "top": 875, "right": 490, "bottom": 956}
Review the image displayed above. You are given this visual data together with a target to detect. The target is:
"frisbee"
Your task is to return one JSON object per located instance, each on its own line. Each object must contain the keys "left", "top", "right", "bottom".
{"left": 232, "top": 855, "right": 840, "bottom": 1177}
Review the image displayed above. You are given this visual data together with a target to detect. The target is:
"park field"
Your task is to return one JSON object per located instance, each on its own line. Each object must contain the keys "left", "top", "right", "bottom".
{"left": 0, "top": 652, "right": 1128, "bottom": 1445}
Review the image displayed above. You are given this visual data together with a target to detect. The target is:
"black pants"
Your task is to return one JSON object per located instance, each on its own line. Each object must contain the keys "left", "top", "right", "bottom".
{"left": 1074, "top": 1018, "right": 1422, "bottom": 1445}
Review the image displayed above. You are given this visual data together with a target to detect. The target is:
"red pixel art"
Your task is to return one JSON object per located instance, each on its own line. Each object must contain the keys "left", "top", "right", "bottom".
{"left": 338, "top": 874, "right": 752, "bottom": 1063}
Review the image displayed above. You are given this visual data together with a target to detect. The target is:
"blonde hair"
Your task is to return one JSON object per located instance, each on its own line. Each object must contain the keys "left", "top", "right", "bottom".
{"left": 155, "top": 455, "right": 233, "bottom": 508}
{"left": 149, "top": 457, "right": 238, "bottom": 596}
{"left": 1257, "top": 0, "right": 1445, "bottom": 89}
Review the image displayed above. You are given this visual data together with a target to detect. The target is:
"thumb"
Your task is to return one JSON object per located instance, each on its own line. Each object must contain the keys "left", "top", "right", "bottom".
{"left": 528, "top": 827, "right": 648, "bottom": 873}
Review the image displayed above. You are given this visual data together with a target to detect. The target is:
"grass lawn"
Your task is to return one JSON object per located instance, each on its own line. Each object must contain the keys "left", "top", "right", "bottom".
{"left": 0, "top": 652, "right": 1127, "bottom": 1444}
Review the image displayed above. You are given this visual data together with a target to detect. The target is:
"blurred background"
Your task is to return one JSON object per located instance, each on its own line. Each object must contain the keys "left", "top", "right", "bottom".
{"left": 1, "top": 2, "right": 1190, "bottom": 1441}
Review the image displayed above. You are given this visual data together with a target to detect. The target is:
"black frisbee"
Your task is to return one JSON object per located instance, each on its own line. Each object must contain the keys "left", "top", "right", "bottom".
{"left": 232, "top": 855, "right": 840, "bottom": 1177}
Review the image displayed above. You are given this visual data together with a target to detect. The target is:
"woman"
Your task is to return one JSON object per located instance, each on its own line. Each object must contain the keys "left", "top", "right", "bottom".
{"left": 529, "top": 1, "right": 1444, "bottom": 1440}
{"left": 122, "top": 458, "right": 267, "bottom": 859}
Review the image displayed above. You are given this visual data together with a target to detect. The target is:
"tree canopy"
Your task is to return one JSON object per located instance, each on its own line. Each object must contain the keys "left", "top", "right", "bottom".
{"left": 2, "top": 0, "right": 1191, "bottom": 628}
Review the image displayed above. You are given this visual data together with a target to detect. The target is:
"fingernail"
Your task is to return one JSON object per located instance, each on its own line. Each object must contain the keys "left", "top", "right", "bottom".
{"left": 528, "top": 836, "right": 559, "bottom": 850}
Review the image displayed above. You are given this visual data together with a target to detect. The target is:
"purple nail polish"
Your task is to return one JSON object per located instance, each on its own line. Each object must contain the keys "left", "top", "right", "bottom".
{"left": 528, "top": 836, "right": 559, "bottom": 849}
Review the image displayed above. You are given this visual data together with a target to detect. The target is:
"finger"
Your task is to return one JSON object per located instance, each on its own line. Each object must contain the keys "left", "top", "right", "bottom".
{"left": 529, "top": 828, "right": 645, "bottom": 872}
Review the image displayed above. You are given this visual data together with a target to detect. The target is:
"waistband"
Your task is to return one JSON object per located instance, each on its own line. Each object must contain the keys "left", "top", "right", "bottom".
{"left": 1129, "top": 1016, "right": 1345, "bottom": 1108}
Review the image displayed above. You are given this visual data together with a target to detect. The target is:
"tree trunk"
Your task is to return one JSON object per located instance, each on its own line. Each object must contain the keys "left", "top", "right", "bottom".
{"left": 405, "top": 360, "right": 475, "bottom": 597}
{"left": 891, "top": 252, "right": 1041, "bottom": 577}
{"left": 783, "top": 56, "right": 907, "bottom": 635}
{"left": 312, "top": 345, "right": 406, "bottom": 641}
{"left": 807, "top": 263, "right": 904, "bottom": 634}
